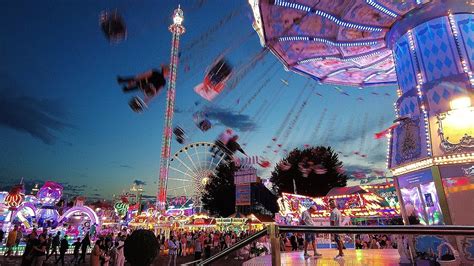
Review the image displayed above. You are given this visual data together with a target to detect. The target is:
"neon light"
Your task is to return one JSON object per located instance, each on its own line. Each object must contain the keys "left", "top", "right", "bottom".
{"left": 327, "top": 69, "right": 346, "bottom": 77}
{"left": 407, "top": 29, "right": 432, "bottom": 156}
{"left": 364, "top": 73, "right": 377, "bottom": 82}
{"left": 274, "top": 0, "right": 383, "bottom": 32}
{"left": 62, "top": 206, "right": 100, "bottom": 225}
{"left": 278, "top": 36, "right": 380, "bottom": 47}
{"left": 448, "top": 13, "right": 474, "bottom": 87}
{"left": 298, "top": 50, "right": 387, "bottom": 65}
{"left": 365, "top": 0, "right": 398, "bottom": 18}
{"left": 391, "top": 153, "right": 474, "bottom": 175}
{"left": 157, "top": 6, "right": 185, "bottom": 210}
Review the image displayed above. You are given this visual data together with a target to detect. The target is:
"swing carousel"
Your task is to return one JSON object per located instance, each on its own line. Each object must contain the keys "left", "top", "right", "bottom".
{"left": 249, "top": 0, "right": 474, "bottom": 263}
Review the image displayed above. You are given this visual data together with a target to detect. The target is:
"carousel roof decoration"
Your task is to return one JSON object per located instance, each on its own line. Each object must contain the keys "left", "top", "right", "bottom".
{"left": 277, "top": 182, "right": 399, "bottom": 219}
{"left": 248, "top": 0, "right": 428, "bottom": 87}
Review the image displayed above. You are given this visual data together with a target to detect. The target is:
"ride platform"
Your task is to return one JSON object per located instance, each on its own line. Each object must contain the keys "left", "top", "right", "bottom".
{"left": 243, "top": 249, "right": 400, "bottom": 265}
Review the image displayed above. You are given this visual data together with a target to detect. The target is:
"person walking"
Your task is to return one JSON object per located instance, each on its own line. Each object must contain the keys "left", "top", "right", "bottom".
{"left": 46, "top": 231, "right": 60, "bottom": 261}
{"left": 301, "top": 205, "right": 322, "bottom": 259}
{"left": 70, "top": 237, "right": 81, "bottom": 264}
{"left": 180, "top": 234, "right": 187, "bottom": 256}
{"left": 114, "top": 238, "right": 125, "bottom": 266}
{"left": 14, "top": 227, "right": 23, "bottom": 256}
{"left": 55, "top": 237, "right": 69, "bottom": 265}
{"left": 31, "top": 234, "right": 47, "bottom": 266}
{"left": 4, "top": 225, "right": 18, "bottom": 257}
{"left": 204, "top": 236, "right": 212, "bottom": 259}
{"left": 22, "top": 228, "right": 38, "bottom": 266}
{"left": 45, "top": 233, "right": 52, "bottom": 258}
{"left": 167, "top": 235, "right": 178, "bottom": 266}
{"left": 78, "top": 233, "right": 91, "bottom": 263}
{"left": 290, "top": 234, "right": 298, "bottom": 251}
{"left": 90, "top": 240, "right": 102, "bottom": 266}
{"left": 329, "top": 199, "right": 344, "bottom": 260}
{"left": 194, "top": 235, "right": 203, "bottom": 261}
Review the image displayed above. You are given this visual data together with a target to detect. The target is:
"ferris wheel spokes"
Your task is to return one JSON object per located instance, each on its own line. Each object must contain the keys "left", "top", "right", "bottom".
{"left": 167, "top": 141, "right": 227, "bottom": 211}
{"left": 169, "top": 166, "right": 195, "bottom": 180}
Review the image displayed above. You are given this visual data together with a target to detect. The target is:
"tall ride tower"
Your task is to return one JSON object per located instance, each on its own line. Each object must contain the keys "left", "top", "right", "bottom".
{"left": 157, "top": 6, "right": 185, "bottom": 210}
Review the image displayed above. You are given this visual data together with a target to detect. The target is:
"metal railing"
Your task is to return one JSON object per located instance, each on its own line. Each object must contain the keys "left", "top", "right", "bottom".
{"left": 197, "top": 228, "right": 268, "bottom": 266}
{"left": 181, "top": 259, "right": 202, "bottom": 265}
{"left": 197, "top": 224, "right": 474, "bottom": 265}
{"left": 278, "top": 225, "right": 474, "bottom": 235}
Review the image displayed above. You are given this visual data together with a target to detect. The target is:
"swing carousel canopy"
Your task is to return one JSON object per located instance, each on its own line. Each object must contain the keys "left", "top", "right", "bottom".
{"left": 248, "top": 0, "right": 469, "bottom": 87}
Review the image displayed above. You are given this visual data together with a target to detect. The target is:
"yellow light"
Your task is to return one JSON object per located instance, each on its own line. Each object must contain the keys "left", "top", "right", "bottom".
{"left": 450, "top": 97, "right": 471, "bottom": 110}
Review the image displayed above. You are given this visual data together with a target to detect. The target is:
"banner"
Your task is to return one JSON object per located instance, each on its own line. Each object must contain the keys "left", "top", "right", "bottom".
{"left": 234, "top": 167, "right": 257, "bottom": 184}
{"left": 235, "top": 184, "right": 251, "bottom": 206}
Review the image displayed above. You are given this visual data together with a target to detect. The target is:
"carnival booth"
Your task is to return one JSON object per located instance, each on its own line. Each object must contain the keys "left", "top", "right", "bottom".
{"left": 216, "top": 213, "right": 248, "bottom": 232}
{"left": 277, "top": 183, "right": 400, "bottom": 225}
{"left": 182, "top": 214, "right": 216, "bottom": 231}
{"left": 129, "top": 213, "right": 157, "bottom": 230}
{"left": 246, "top": 213, "right": 274, "bottom": 231}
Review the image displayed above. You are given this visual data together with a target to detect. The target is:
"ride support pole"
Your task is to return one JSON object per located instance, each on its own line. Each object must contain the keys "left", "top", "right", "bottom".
{"left": 268, "top": 224, "right": 281, "bottom": 266}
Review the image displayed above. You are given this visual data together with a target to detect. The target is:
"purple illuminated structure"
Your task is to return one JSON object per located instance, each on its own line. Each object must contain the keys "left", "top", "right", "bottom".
{"left": 36, "top": 181, "right": 63, "bottom": 228}
{"left": 251, "top": 0, "right": 473, "bottom": 262}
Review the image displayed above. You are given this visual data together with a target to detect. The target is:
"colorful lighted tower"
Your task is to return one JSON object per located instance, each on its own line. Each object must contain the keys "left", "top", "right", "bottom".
{"left": 157, "top": 6, "right": 185, "bottom": 210}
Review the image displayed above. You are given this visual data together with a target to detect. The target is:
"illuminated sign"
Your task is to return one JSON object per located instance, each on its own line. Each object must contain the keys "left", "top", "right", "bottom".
{"left": 235, "top": 184, "right": 251, "bottom": 206}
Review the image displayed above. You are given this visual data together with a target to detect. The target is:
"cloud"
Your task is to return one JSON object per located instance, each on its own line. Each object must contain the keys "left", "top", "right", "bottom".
{"left": 61, "top": 183, "right": 87, "bottom": 196}
{"left": 203, "top": 106, "right": 256, "bottom": 132}
{"left": 0, "top": 92, "right": 72, "bottom": 145}
{"left": 133, "top": 179, "right": 146, "bottom": 186}
{"left": 0, "top": 178, "right": 90, "bottom": 197}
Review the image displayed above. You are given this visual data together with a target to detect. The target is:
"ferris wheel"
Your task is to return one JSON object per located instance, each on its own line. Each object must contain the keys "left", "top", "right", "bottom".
{"left": 167, "top": 141, "right": 227, "bottom": 211}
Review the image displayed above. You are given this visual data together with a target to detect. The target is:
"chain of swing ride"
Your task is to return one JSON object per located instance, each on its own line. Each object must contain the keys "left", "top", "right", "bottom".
{"left": 172, "top": 1, "right": 388, "bottom": 168}
{"left": 182, "top": 0, "right": 322, "bottom": 116}
{"left": 268, "top": 83, "right": 314, "bottom": 163}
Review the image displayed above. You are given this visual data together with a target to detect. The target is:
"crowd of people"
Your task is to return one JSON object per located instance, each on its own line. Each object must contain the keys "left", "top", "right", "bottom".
{"left": 0, "top": 225, "right": 263, "bottom": 266}
{"left": 355, "top": 234, "right": 397, "bottom": 249}
{"left": 159, "top": 229, "right": 257, "bottom": 265}
{"left": 0, "top": 224, "right": 127, "bottom": 266}
{"left": 0, "top": 211, "right": 399, "bottom": 266}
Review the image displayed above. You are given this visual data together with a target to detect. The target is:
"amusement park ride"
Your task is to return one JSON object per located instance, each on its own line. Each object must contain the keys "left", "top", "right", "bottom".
{"left": 157, "top": 5, "right": 186, "bottom": 211}
{"left": 249, "top": 0, "right": 473, "bottom": 262}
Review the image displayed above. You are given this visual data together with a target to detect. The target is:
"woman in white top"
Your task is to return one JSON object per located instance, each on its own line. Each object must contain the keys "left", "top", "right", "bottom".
{"left": 168, "top": 236, "right": 178, "bottom": 266}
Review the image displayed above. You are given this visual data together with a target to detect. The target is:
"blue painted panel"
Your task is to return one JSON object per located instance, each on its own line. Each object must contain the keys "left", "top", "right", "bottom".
{"left": 394, "top": 35, "right": 417, "bottom": 93}
{"left": 414, "top": 17, "right": 462, "bottom": 83}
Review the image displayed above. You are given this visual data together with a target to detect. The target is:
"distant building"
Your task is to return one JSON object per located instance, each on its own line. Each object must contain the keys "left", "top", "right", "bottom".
{"left": 234, "top": 167, "right": 278, "bottom": 216}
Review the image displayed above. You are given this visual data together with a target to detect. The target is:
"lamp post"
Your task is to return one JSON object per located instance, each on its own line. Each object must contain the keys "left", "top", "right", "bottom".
{"left": 157, "top": 6, "right": 185, "bottom": 211}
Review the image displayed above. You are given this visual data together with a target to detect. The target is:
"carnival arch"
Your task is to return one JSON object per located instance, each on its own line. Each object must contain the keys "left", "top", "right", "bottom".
{"left": 59, "top": 206, "right": 100, "bottom": 226}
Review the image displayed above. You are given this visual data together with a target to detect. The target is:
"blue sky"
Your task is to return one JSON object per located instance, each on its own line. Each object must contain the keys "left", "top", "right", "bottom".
{"left": 0, "top": 0, "right": 397, "bottom": 200}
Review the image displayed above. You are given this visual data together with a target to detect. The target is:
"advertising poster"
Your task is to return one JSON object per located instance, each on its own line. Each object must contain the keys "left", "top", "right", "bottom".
{"left": 235, "top": 184, "right": 251, "bottom": 206}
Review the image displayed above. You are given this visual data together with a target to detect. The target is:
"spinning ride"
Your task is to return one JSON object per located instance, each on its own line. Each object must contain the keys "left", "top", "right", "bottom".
{"left": 167, "top": 141, "right": 227, "bottom": 212}
{"left": 250, "top": 0, "right": 474, "bottom": 263}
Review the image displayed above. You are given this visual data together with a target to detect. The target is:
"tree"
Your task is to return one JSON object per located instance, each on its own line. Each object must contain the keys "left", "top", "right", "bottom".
{"left": 201, "top": 162, "right": 238, "bottom": 217}
{"left": 270, "top": 146, "right": 347, "bottom": 197}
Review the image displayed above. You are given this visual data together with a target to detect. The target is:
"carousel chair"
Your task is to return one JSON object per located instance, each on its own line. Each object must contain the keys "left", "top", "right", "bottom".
{"left": 129, "top": 96, "right": 147, "bottom": 113}
{"left": 173, "top": 127, "right": 186, "bottom": 144}
{"left": 99, "top": 10, "right": 127, "bottom": 43}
